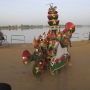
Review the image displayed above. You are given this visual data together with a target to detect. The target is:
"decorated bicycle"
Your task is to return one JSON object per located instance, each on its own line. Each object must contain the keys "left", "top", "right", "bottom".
{"left": 22, "top": 3, "right": 75, "bottom": 76}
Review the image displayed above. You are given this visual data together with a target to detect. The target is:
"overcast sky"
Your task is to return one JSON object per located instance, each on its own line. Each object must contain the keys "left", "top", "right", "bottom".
{"left": 0, "top": 0, "right": 90, "bottom": 26}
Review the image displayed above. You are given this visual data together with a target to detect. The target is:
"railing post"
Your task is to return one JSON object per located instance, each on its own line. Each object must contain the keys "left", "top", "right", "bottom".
{"left": 72, "top": 33, "right": 79, "bottom": 41}
{"left": 82, "top": 33, "right": 84, "bottom": 40}
{"left": 83, "top": 33, "right": 90, "bottom": 40}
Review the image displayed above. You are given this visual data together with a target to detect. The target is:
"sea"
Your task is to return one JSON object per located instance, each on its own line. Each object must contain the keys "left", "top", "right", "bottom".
{"left": 1, "top": 27, "right": 90, "bottom": 44}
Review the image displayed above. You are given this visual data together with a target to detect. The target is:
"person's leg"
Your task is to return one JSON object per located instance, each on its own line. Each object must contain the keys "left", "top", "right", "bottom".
{"left": 67, "top": 55, "right": 72, "bottom": 66}
{"left": 0, "top": 40, "right": 2, "bottom": 46}
{"left": 69, "top": 39, "right": 72, "bottom": 47}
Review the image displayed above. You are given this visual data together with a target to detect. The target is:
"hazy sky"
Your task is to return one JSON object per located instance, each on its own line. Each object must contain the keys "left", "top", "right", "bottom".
{"left": 0, "top": 0, "right": 90, "bottom": 26}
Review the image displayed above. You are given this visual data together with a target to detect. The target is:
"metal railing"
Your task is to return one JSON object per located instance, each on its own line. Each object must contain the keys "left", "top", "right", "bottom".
{"left": 3, "top": 33, "right": 90, "bottom": 44}
{"left": 72, "top": 33, "right": 79, "bottom": 41}
{"left": 83, "top": 33, "right": 89, "bottom": 40}
{"left": 11, "top": 35, "right": 25, "bottom": 43}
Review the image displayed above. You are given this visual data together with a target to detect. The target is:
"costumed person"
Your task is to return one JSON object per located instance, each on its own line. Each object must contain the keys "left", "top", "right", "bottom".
{"left": 21, "top": 4, "right": 75, "bottom": 76}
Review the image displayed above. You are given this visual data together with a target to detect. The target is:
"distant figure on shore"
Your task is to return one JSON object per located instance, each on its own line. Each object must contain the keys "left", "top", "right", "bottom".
{"left": 89, "top": 32, "right": 90, "bottom": 40}
{"left": 0, "top": 29, "right": 5, "bottom": 46}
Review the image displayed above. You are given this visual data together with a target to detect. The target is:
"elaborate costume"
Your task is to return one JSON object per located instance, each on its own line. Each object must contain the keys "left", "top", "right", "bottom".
{"left": 22, "top": 4, "right": 75, "bottom": 76}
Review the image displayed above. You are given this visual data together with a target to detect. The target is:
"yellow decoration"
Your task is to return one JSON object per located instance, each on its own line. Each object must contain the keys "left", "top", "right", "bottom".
{"left": 35, "top": 67, "right": 39, "bottom": 73}
{"left": 70, "top": 28, "right": 72, "bottom": 30}
{"left": 58, "top": 59, "right": 61, "bottom": 63}
{"left": 25, "top": 61, "right": 27, "bottom": 64}
{"left": 58, "top": 34, "right": 60, "bottom": 36}
{"left": 53, "top": 15, "right": 55, "bottom": 18}
{"left": 41, "top": 43, "right": 43, "bottom": 45}
{"left": 53, "top": 21, "right": 56, "bottom": 24}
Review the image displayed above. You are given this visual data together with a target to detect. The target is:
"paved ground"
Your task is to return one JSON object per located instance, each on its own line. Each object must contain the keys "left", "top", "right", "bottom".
{"left": 0, "top": 41, "right": 90, "bottom": 90}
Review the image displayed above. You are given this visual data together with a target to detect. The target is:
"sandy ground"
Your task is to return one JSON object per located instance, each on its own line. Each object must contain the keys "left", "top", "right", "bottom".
{"left": 0, "top": 40, "right": 90, "bottom": 90}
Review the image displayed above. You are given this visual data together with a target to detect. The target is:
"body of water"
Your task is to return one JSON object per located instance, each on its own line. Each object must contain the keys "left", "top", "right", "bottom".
{"left": 1, "top": 27, "right": 90, "bottom": 43}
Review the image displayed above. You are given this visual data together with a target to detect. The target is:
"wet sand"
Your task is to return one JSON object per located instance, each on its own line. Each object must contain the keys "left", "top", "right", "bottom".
{"left": 0, "top": 40, "right": 90, "bottom": 90}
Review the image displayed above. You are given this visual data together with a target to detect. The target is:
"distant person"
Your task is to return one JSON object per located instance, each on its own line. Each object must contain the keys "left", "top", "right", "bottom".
{"left": 0, "top": 30, "right": 4, "bottom": 40}
{"left": 0, "top": 29, "right": 5, "bottom": 46}
{"left": 89, "top": 32, "right": 90, "bottom": 40}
